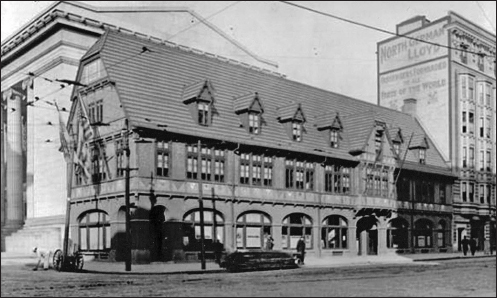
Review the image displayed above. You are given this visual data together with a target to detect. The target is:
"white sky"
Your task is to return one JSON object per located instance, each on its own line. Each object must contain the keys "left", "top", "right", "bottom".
{"left": 1, "top": 1, "right": 496, "bottom": 104}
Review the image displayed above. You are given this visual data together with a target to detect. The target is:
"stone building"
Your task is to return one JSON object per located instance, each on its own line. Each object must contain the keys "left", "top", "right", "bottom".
{"left": 65, "top": 29, "right": 456, "bottom": 263}
{"left": 377, "top": 12, "right": 496, "bottom": 252}
{"left": 1, "top": 1, "right": 276, "bottom": 252}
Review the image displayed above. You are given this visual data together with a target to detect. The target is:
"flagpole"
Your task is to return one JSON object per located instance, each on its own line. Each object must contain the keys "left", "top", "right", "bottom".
{"left": 62, "top": 138, "right": 74, "bottom": 267}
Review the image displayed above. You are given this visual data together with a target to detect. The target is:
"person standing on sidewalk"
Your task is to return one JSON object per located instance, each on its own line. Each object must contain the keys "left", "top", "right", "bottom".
{"left": 461, "top": 236, "right": 469, "bottom": 256}
{"left": 32, "top": 246, "right": 52, "bottom": 271}
{"left": 296, "top": 236, "right": 306, "bottom": 265}
{"left": 469, "top": 238, "right": 477, "bottom": 256}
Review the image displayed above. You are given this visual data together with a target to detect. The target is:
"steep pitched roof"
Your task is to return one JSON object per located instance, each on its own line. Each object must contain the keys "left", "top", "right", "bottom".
{"left": 89, "top": 30, "right": 450, "bottom": 174}
{"left": 233, "top": 92, "right": 264, "bottom": 114}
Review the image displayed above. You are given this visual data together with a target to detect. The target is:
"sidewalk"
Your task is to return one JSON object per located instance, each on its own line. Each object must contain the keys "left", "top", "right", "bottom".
{"left": 2, "top": 251, "right": 495, "bottom": 274}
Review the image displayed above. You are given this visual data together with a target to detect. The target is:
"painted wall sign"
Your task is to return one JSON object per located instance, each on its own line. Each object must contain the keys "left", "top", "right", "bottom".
{"left": 379, "top": 21, "right": 449, "bottom": 73}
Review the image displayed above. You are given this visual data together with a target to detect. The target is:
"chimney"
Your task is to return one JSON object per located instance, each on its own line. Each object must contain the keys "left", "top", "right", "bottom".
{"left": 402, "top": 98, "right": 417, "bottom": 117}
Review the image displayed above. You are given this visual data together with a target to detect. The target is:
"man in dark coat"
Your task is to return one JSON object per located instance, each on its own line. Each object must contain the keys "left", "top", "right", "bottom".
{"left": 296, "top": 236, "right": 306, "bottom": 265}
{"left": 469, "top": 238, "right": 477, "bottom": 256}
{"left": 461, "top": 236, "right": 469, "bottom": 256}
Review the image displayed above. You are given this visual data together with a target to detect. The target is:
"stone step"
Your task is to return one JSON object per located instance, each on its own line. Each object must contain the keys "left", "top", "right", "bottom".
{"left": 5, "top": 226, "right": 63, "bottom": 253}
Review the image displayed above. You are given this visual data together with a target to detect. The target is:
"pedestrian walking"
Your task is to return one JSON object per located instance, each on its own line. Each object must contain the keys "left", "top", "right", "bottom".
{"left": 265, "top": 235, "right": 274, "bottom": 250}
{"left": 461, "top": 236, "right": 469, "bottom": 256}
{"left": 32, "top": 246, "right": 52, "bottom": 271}
{"left": 296, "top": 236, "right": 306, "bottom": 265}
{"left": 213, "top": 240, "right": 224, "bottom": 265}
{"left": 469, "top": 238, "right": 477, "bottom": 256}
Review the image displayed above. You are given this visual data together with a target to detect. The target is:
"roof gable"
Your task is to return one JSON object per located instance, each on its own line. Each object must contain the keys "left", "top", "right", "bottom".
{"left": 233, "top": 92, "right": 264, "bottom": 114}
{"left": 182, "top": 80, "right": 215, "bottom": 104}
{"left": 277, "top": 103, "right": 306, "bottom": 123}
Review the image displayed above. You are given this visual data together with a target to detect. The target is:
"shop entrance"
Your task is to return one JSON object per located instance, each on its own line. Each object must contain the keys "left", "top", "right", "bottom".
{"left": 356, "top": 216, "right": 378, "bottom": 255}
{"left": 149, "top": 205, "right": 167, "bottom": 261}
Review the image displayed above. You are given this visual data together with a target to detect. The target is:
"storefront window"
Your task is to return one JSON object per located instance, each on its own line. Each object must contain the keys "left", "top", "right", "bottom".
{"left": 183, "top": 209, "right": 224, "bottom": 251}
{"left": 78, "top": 210, "right": 111, "bottom": 252}
{"left": 321, "top": 215, "right": 348, "bottom": 249}
{"left": 236, "top": 212, "right": 271, "bottom": 249}
{"left": 414, "top": 219, "right": 433, "bottom": 248}
{"left": 281, "top": 213, "right": 313, "bottom": 250}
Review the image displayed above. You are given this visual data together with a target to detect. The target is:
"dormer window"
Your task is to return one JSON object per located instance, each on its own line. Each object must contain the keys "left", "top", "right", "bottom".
{"left": 234, "top": 92, "right": 265, "bottom": 135}
{"left": 293, "top": 122, "right": 302, "bottom": 142}
{"left": 375, "top": 129, "right": 384, "bottom": 159}
{"left": 80, "top": 58, "right": 106, "bottom": 85}
{"left": 393, "top": 142, "right": 400, "bottom": 155}
{"left": 198, "top": 102, "right": 210, "bottom": 126}
{"left": 182, "top": 80, "right": 216, "bottom": 126}
{"left": 419, "top": 148, "right": 426, "bottom": 164}
{"left": 330, "top": 129, "right": 339, "bottom": 148}
{"left": 249, "top": 112, "right": 260, "bottom": 134}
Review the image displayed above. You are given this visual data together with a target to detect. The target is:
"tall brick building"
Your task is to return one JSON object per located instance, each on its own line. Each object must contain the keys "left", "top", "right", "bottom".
{"left": 377, "top": 12, "right": 496, "bottom": 252}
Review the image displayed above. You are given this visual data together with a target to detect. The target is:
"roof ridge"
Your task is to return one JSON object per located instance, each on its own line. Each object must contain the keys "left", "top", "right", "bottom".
{"left": 104, "top": 29, "right": 286, "bottom": 79}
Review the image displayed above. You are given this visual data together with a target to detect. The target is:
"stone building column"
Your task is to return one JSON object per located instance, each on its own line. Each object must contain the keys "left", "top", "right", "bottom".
{"left": 4, "top": 88, "right": 24, "bottom": 229}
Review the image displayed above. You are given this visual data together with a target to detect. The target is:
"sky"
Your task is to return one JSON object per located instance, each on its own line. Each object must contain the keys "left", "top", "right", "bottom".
{"left": 1, "top": 1, "right": 496, "bottom": 104}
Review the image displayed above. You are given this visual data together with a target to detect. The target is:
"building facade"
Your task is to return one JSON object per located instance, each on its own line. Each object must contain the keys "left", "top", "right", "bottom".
{"left": 378, "top": 12, "right": 496, "bottom": 253}
{"left": 65, "top": 30, "right": 456, "bottom": 263}
{"left": 1, "top": 1, "right": 277, "bottom": 252}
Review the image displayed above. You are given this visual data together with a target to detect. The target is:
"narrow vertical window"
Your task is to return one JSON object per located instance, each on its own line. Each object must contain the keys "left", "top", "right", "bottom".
{"left": 285, "top": 160, "right": 294, "bottom": 188}
{"left": 187, "top": 144, "right": 198, "bottom": 179}
{"left": 330, "top": 129, "right": 339, "bottom": 148}
{"left": 469, "top": 147, "right": 474, "bottom": 168}
{"left": 240, "top": 153, "right": 250, "bottom": 184}
{"left": 468, "top": 77, "right": 475, "bottom": 101}
{"left": 486, "top": 117, "right": 491, "bottom": 138}
{"left": 479, "top": 117, "right": 484, "bottom": 138}
{"left": 462, "top": 182, "right": 467, "bottom": 202}
{"left": 305, "top": 162, "right": 314, "bottom": 190}
{"left": 393, "top": 142, "right": 400, "bottom": 155}
{"left": 249, "top": 113, "right": 260, "bottom": 134}
{"left": 252, "top": 155, "right": 262, "bottom": 185}
{"left": 200, "top": 146, "right": 212, "bottom": 181}
{"left": 469, "top": 183, "right": 474, "bottom": 202}
{"left": 419, "top": 148, "right": 426, "bottom": 164}
{"left": 214, "top": 149, "right": 225, "bottom": 182}
{"left": 461, "top": 75, "right": 467, "bottom": 99}
{"left": 468, "top": 112, "right": 474, "bottom": 134}
{"left": 375, "top": 129, "right": 383, "bottom": 159}
{"left": 292, "top": 122, "right": 302, "bottom": 142}
{"left": 156, "top": 141, "right": 169, "bottom": 177}
{"left": 325, "top": 165, "right": 333, "bottom": 193}
{"left": 198, "top": 102, "right": 209, "bottom": 126}
{"left": 479, "top": 150, "right": 484, "bottom": 171}
{"left": 486, "top": 151, "right": 491, "bottom": 171}
{"left": 462, "top": 146, "right": 467, "bottom": 168}
{"left": 295, "top": 161, "right": 305, "bottom": 189}
{"left": 263, "top": 156, "right": 273, "bottom": 186}
{"left": 462, "top": 111, "right": 467, "bottom": 133}
{"left": 485, "top": 83, "right": 492, "bottom": 106}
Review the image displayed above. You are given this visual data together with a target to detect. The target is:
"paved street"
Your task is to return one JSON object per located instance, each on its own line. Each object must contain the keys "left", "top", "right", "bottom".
{"left": 1, "top": 257, "right": 495, "bottom": 297}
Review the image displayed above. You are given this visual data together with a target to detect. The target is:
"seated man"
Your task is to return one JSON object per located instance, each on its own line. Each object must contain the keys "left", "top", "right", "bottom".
{"left": 32, "top": 246, "right": 52, "bottom": 271}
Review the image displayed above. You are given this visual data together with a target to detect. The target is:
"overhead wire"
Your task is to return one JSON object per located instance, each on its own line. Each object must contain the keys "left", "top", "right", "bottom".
{"left": 280, "top": 1, "right": 496, "bottom": 58}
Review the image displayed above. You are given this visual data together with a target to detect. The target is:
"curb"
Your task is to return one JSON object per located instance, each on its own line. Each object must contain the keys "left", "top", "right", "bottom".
{"left": 412, "top": 255, "right": 496, "bottom": 262}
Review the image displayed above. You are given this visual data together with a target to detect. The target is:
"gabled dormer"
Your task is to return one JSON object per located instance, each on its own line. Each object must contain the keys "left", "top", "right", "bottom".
{"left": 277, "top": 103, "right": 306, "bottom": 142}
{"left": 233, "top": 92, "right": 265, "bottom": 134}
{"left": 409, "top": 134, "right": 430, "bottom": 164}
{"left": 390, "top": 127, "right": 404, "bottom": 156}
{"left": 316, "top": 112, "right": 343, "bottom": 148}
{"left": 182, "top": 80, "right": 216, "bottom": 126}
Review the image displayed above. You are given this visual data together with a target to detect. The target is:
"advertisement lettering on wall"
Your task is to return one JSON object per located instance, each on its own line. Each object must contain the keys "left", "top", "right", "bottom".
{"left": 378, "top": 20, "right": 449, "bottom": 73}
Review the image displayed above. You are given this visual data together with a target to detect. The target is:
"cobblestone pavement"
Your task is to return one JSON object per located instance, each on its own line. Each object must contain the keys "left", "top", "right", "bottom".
{"left": 2, "top": 257, "right": 496, "bottom": 297}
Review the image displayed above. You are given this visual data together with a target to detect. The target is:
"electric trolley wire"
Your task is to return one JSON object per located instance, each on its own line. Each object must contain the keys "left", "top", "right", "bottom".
{"left": 475, "top": 1, "right": 496, "bottom": 33}
{"left": 280, "top": 1, "right": 496, "bottom": 58}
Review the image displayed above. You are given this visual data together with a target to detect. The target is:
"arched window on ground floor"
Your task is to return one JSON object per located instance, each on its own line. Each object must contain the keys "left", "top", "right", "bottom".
{"left": 183, "top": 209, "right": 224, "bottom": 251}
{"left": 78, "top": 210, "right": 111, "bottom": 252}
{"left": 387, "top": 217, "right": 409, "bottom": 249}
{"left": 414, "top": 218, "right": 434, "bottom": 248}
{"left": 321, "top": 215, "right": 348, "bottom": 249}
{"left": 236, "top": 212, "right": 271, "bottom": 249}
{"left": 282, "top": 213, "right": 313, "bottom": 250}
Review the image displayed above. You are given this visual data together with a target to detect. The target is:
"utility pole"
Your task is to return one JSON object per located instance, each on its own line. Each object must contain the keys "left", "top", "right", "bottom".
{"left": 199, "top": 180, "right": 206, "bottom": 270}
{"left": 123, "top": 119, "right": 132, "bottom": 271}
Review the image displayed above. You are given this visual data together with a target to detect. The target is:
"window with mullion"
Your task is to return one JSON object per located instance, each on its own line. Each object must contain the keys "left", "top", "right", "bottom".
{"left": 292, "top": 122, "right": 302, "bottom": 142}
{"left": 200, "top": 146, "right": 212, "bottom": 181}
{"left": 240, "top": 153, "right": 250, "bottom": 184}
{"left": 198, "top": 102, "right": 210, "bottom": 126}
{"left": 263, "top": 157, "right": 273, "bottom": 186}
{"left": 116, "top": 139, "right": 125, "bottom": 177}
{"left": 330, "top": 129, "right": 339, "bottom": 148}
{"left": 186, "top": 144, "right": 198, "bottom": 179}
{"left": 285, "top": 160, "right": 294, "bottom": 188}
{"left": 156, "top": 141, "right": 170, "bottom": 177}
{"left": 249, "top": 112, "right": 260, "bottom": 134}
{"left": 214, "top": 149, "right": 225, "bottom": 182}
{"left": 252, "top": 155, "right": 262, "bottom": 186}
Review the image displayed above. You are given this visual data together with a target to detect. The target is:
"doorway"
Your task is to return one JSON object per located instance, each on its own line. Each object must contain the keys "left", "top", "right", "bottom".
{"left": 149, "top": 205, "right": 167, "bottom": 261}
{"left": 356, "top": 216, "right": 378, "bottom": 255}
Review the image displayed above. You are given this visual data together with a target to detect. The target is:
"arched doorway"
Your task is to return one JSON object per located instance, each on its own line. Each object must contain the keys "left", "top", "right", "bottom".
{"left": 387, "top": 217, "right": 409, "bottom": 251}
{"left": 321, "top": 215, "right": 348, "bottom": 249}
{"left": 149, "top": 205, "right": 166, "bottom": 261}
{"left": 356, "top": 216, "right": 378, "bottom": 255}
{"left": 414, "top": 218, "right": 434, "bottom": 250}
